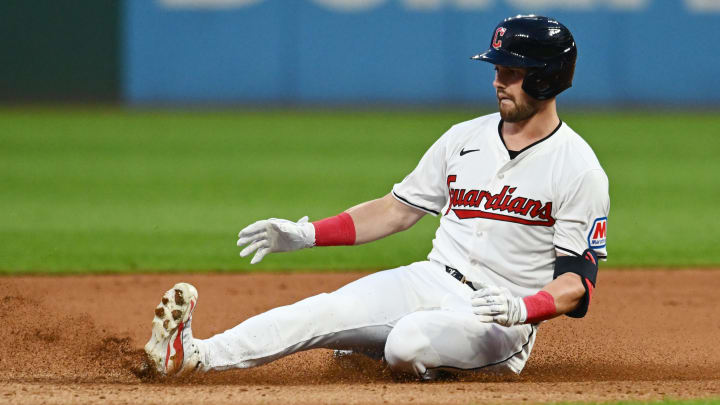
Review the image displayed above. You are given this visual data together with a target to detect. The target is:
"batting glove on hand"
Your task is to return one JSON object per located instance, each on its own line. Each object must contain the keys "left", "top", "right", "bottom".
{"left": 471, "top": 283, "right": 527, "bottom": 327}
{"left": 237, "top": 216, "right": 315, "bottom": 264}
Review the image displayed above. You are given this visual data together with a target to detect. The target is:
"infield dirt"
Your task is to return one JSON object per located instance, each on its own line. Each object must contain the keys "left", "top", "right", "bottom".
{"left": 1, "top": 270, "right": 719, "bottom": 404}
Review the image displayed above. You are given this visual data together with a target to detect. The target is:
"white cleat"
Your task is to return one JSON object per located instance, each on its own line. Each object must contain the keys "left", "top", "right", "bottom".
{"left": 144, "top": 283, "right": 204, "bottom": 376}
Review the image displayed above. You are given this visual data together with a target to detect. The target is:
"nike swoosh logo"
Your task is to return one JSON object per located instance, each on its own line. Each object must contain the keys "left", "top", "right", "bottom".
{"left": 460, "top": 148, "right": 480, "bottom": 156}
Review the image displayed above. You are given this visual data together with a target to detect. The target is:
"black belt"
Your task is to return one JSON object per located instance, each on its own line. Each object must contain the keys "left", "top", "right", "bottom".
{"left": 445, "top": 266, "right": 476, "bottom": 291}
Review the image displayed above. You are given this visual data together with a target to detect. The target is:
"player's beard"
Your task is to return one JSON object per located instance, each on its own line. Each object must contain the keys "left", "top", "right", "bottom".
{"left": 498, "top": 95, "right": 539, "bottom": 123}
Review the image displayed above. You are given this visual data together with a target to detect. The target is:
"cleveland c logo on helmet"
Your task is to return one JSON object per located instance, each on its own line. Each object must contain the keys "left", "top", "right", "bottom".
{"left": 492, "top": 27, "right": 506, "bottom": 50}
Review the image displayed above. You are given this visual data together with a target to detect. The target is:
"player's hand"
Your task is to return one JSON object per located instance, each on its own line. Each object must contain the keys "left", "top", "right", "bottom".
{"left": 237, "top": 216, "right": 315, "bottom": 264}
{"left": 470, "top": 282, "right": 527, "bottom": 327}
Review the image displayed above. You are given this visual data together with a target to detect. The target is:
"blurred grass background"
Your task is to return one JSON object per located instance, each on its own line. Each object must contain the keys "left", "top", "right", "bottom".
{"left": 1, "top": 108, "right": 719, "bottom": 274}
{"left": 561, "top": 399, "right": 720, "bottom": 405}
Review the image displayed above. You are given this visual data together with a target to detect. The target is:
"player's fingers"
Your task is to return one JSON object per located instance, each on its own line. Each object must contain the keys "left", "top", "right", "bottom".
{"left": 237, "top": 232, "right": 267, "bottom": 247}
{"left": 240, "top": 239, "right": 269, "bottom": 257}
{"left": 471, "top": 297, "right": 492, "bottom": 307}
{"left": 493, "top": 314, "right": 509, "bottom": 326}
{"left": 472, "top": 297, "right": 506, "bottom": 311}
{"left": 475, "top": 315, "right": 494, "bottom": 323}
{"left": 472, "top": 305, "right": 504, "bottom": 316}
{"left": 473, "top": 309, "right": 496, "bottom": 317}
{"left": 471, "top": 300, "right": 501, "bottom": 312}
{"left": 472, "top": 280, "right": 490, "bottom": 290}
{"left": 471, "top": 287, "right": 502, "bottom": 299}
{"left": 471, "top": 297, "right": 488, "bottom": 307}
{"left": 471, "top": 294, "right": 501, "bottom": 306}
{"left": 250, "top": 248, "right": 270, "bottom": 264}
{"left": 238, "top": 221, "right": 268, "bottom": 238}
{"left": 471, "top": 290, "right": 489, "bottom": 300}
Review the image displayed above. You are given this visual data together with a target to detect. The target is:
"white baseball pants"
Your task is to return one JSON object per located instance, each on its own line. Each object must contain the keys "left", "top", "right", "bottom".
{"left": 195, "top": 260, "right": 537, "bottom": 378}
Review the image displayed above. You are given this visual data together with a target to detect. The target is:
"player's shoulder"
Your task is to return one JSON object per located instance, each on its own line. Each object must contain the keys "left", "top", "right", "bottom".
{"left": 553, "top": 121, "right": 605, "bottom": 173}
{"left": 441, "top": 112, "right": 501, "bottom": 144}
{"left": 448, "top": 112, "right": 501, "bottom": 133}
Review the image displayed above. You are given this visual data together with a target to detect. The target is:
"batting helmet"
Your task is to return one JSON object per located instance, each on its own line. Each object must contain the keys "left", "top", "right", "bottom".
{"left": 472, "top": 15, "right": 577, "bottom": 100}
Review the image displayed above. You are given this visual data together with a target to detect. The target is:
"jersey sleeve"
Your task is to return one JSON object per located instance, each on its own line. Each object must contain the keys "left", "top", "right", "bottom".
{"left": 391, "top": 132, "right": 450, "bottom": 216}
{"left": 553, "top": 169, "right": 610, "bottom": 260}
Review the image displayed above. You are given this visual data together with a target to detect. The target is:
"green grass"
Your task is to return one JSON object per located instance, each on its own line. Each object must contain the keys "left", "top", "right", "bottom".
{"left": 1, "top": 108, "right": 719, "bottom": 273}
{"left": 552, "top": 399, "right": 720, "bottom": 405}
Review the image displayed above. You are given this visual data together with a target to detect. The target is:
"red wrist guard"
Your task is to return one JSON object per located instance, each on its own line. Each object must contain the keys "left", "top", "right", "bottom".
{"left": 312, "top": 212, "right": 356, "bottom": 246}
{"left": 523, "top": 291, "right": 556, "bottom": 324}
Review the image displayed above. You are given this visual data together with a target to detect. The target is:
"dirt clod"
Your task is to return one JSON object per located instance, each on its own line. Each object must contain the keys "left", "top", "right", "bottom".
{"left": 174, "top": 289, "right": 184, "bottom": 305}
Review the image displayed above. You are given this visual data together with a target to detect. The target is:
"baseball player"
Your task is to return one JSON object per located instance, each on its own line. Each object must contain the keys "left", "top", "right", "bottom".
{"left": 144, "top": 15, "right": 609, "bottom": 380}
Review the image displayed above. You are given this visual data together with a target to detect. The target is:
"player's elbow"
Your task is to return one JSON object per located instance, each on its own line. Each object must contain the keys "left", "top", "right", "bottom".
{"left": 553, "top": 250, "right": 599, "bottom": 318}
{"left": 567, "top": 275, "right": 587, "bottom": 303}
{"left": 552, "top": 273, "right": 588, "bottom": 315}
{"left": 568, "top": 287, "right": 587, "bottom": 314}
{"left": 391, "top": 215, "right": 418, "bottom": 232}
{"left": 564, "top": 274, "right": 596, "bottom": 318}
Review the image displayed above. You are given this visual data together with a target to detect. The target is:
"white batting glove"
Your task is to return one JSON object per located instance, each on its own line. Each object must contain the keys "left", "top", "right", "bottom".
{"left": 237, "top": 216, "right": 315, "bottom": 264}
{"left": 470, "top": 282, "right": 527, "bottom": 327}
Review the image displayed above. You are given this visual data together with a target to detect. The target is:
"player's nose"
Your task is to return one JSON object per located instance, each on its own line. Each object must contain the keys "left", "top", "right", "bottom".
{"left": 492, "top": 70, "right": 505, "bottom": 91}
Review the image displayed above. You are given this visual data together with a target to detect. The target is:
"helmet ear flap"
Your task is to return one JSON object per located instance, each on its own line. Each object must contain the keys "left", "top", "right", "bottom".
{"left": 522, "top": 61, "right": 572, "bottom": 100}
{"left": 522, "top": 68, "right": 552, "bottom": 100}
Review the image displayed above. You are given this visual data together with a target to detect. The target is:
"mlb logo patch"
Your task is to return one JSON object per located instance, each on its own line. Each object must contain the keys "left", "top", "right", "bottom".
{"left": 588, "top": 217, "right": 607, "bottom": 248}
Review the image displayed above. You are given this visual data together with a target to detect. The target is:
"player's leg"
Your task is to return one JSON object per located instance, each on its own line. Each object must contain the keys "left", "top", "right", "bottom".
{"left": 383, "top": 309, "right": 537, "bottom": 379}
{"left": 194, "top": 261, "right": 444, "bottom": 371}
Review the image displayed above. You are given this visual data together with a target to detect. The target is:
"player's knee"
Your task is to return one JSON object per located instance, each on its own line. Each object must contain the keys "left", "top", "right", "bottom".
{"left": 384, "top": 316, "right": 437, "bottom": 376}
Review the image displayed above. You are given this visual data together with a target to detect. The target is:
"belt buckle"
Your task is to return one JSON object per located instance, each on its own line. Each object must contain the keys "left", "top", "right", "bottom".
{"left": 446, "top": 266, "right": 465, "bottom": 283}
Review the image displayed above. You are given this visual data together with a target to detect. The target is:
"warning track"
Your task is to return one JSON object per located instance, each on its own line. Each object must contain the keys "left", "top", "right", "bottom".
{"left": 1, "top": 270, "right": 719, "bottom": 404}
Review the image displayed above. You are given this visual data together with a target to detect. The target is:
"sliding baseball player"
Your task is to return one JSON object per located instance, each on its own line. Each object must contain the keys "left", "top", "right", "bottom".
{"left": 144, "top": 15, "right": 609, "bottom": 380}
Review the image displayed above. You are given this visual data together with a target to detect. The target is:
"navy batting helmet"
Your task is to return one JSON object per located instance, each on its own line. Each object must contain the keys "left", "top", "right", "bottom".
{"left": 472, "top": 15, "right": 577, "bottom": 100}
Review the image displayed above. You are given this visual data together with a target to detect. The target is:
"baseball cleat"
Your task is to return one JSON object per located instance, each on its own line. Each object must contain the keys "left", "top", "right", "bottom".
{"left": 144, "top": 282, "right": 204, "bottom": 376}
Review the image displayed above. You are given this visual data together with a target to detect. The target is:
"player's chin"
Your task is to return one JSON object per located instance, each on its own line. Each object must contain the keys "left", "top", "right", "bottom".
{"left": 498, "top": 102, "right": 517, "bottom": 121}
{"left": 500, "top": 102, "right": 537, "bottom": 123}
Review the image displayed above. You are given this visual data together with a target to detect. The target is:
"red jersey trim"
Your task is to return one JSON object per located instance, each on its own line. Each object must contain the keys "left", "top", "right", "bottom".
{"left": 453, "top": 208, "right": 556, "bottom": 227}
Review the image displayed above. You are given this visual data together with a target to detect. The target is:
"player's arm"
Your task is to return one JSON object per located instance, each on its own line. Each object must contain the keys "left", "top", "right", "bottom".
{"left": 346, "top": 193, "right": 426, "bottom": 244}
{"left": 238, "top": 122, "right": 450, "bottom": 264}
{"left": 471, "top": 250, "right": 599, "bottom": 326}
{"left": 472, "top": 168, "right": 609, "bottom": 326}
{"left": 236, "top": 193, "right": 425, "bottom": 264}
{"left": 539, "top": 270, "right": 586, "bottom": 316}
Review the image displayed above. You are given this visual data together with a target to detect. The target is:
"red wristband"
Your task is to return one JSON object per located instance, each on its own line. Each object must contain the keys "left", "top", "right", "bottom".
{"left": 523, "top": 291, "right": 556, "bottom": 324}
{"left": 312, "top": 212, "right": 356, "bottom": 246}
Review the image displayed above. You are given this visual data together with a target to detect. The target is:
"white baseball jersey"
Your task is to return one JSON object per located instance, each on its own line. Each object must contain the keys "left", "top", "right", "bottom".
{"left": 392, "top": 112, "right": 609, "bottom": 297}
